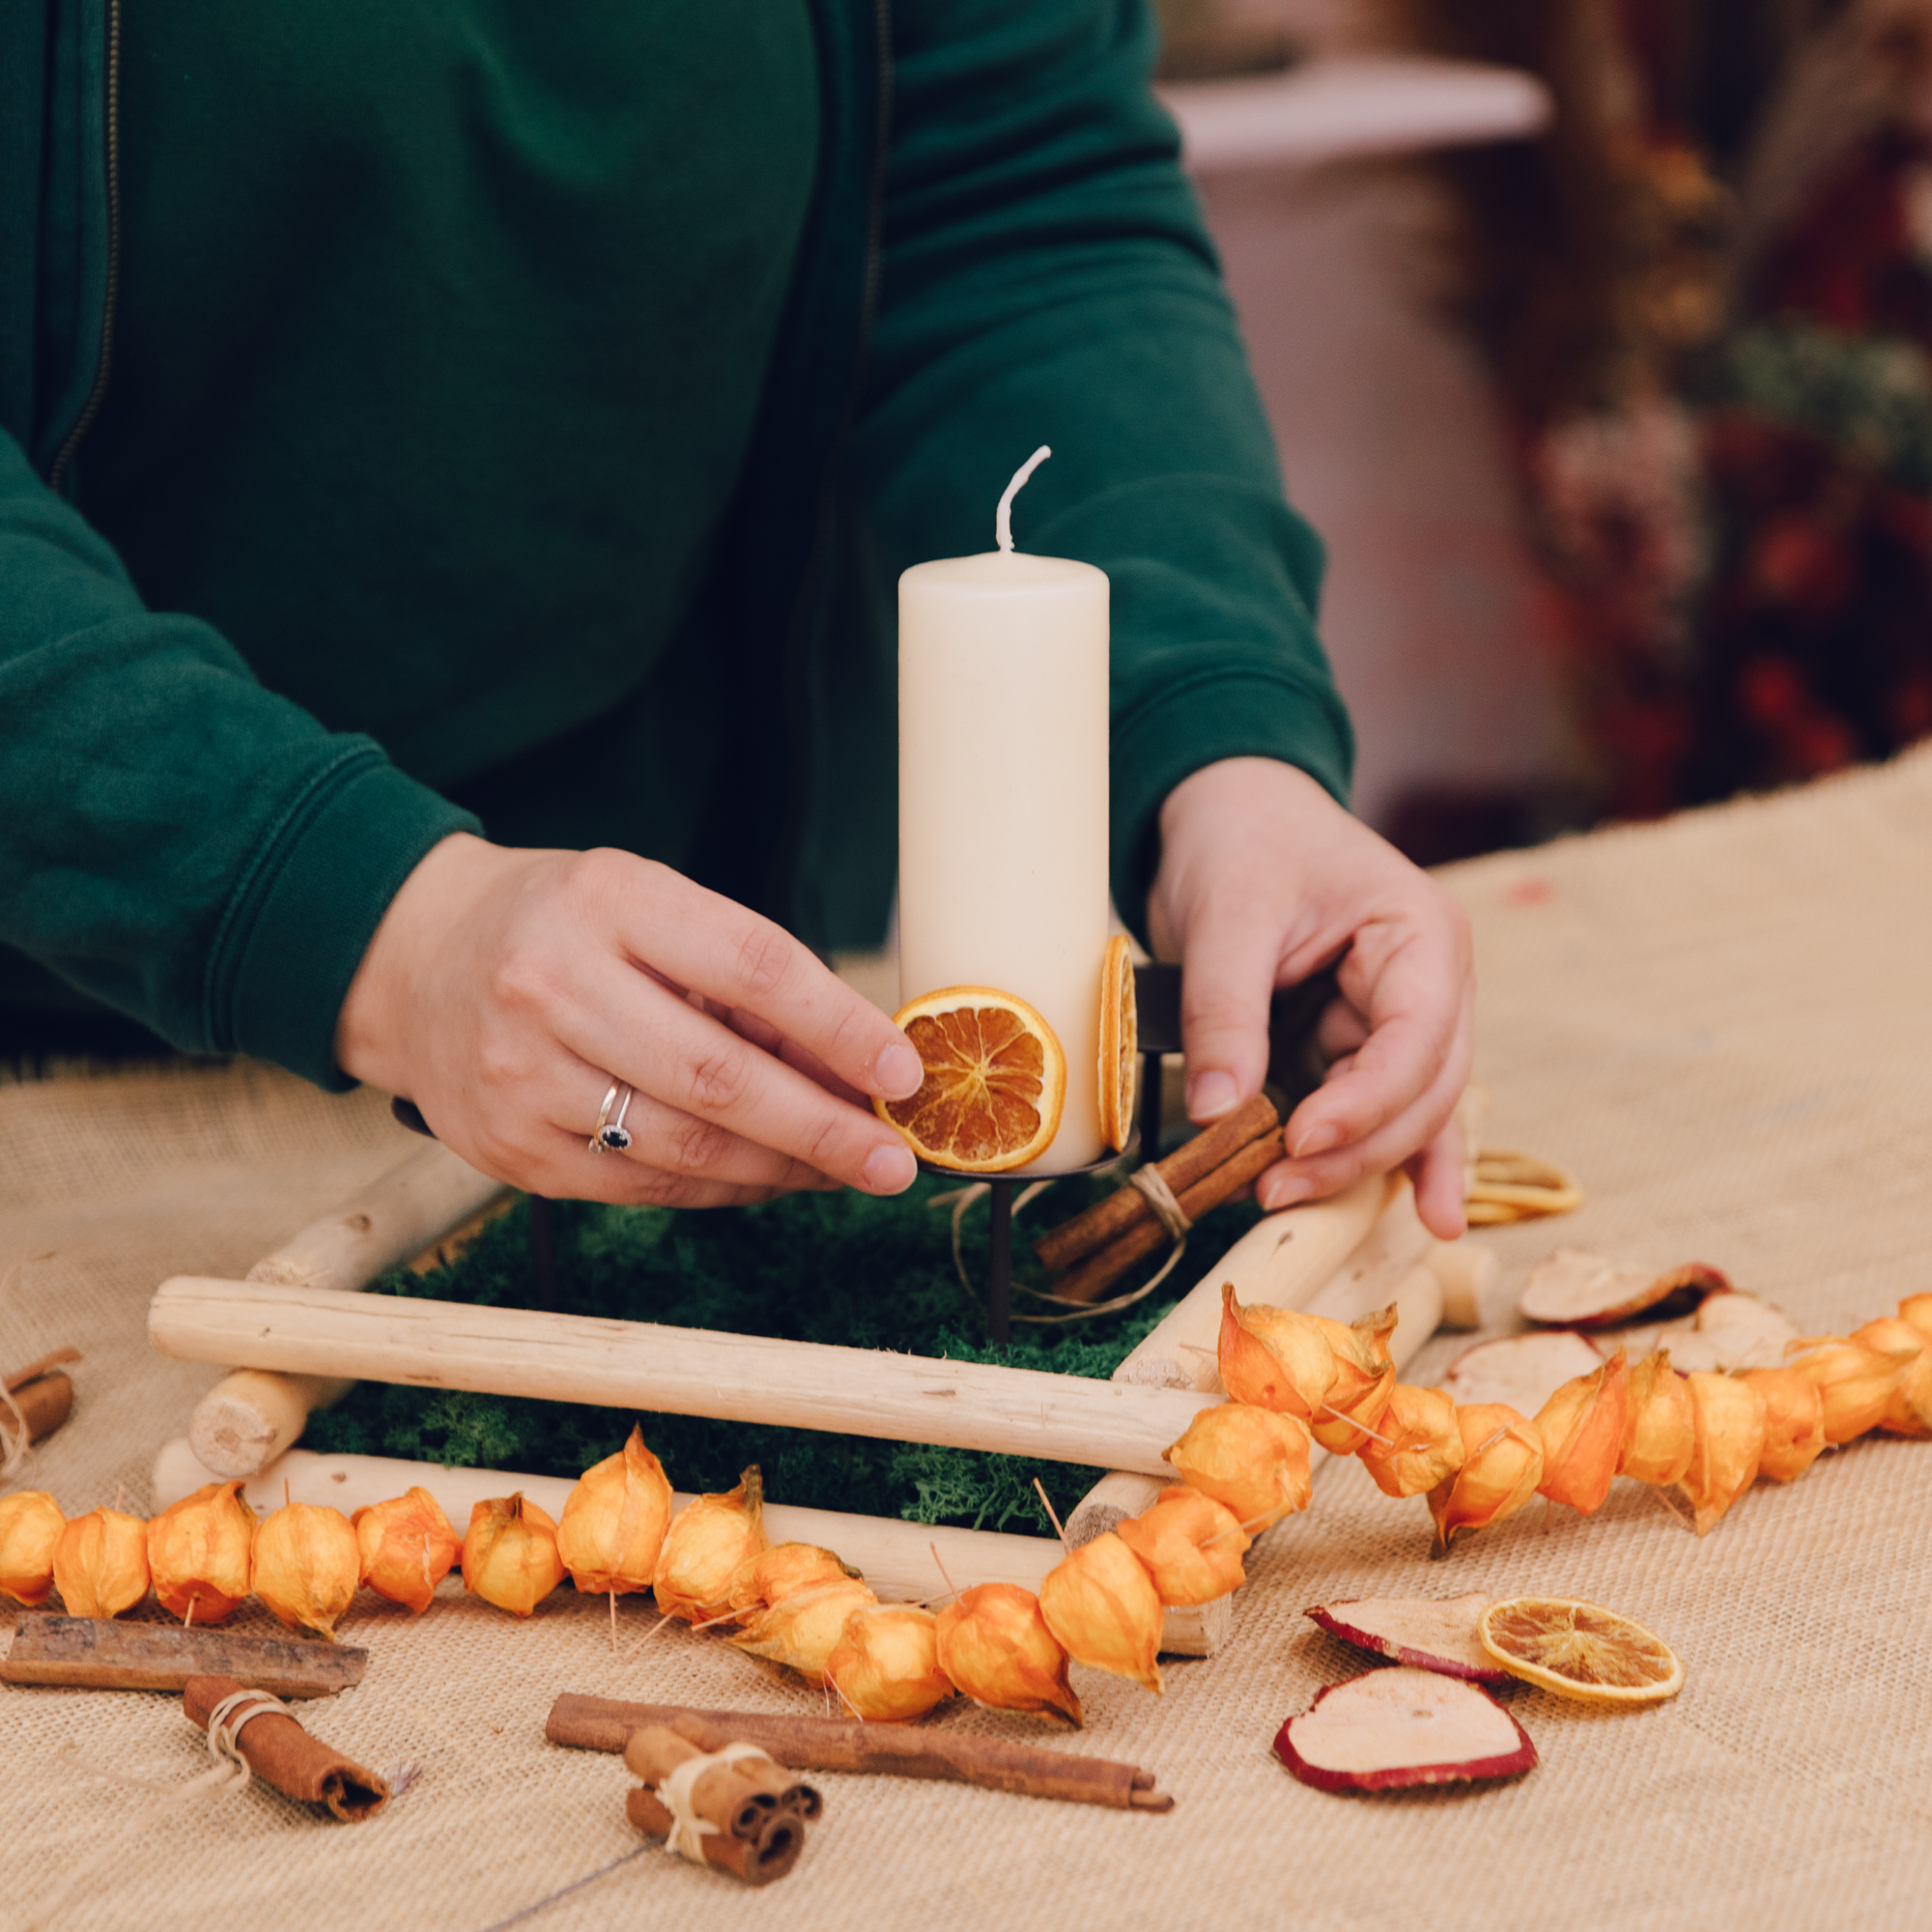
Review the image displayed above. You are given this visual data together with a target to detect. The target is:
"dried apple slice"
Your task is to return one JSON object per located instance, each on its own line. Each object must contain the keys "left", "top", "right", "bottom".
{"left": 1441, "top": 1330, "right": 1604, "bottom": 1415}
{"left": 1518, "top": 1250, "right": 1727, "bottom": 1329}
{"left": 1304, "top": 1594, "right": 1509, "bottom": 1686}
{"left": 1275, "top": 1666, "right": 1538, "bottom": 1794}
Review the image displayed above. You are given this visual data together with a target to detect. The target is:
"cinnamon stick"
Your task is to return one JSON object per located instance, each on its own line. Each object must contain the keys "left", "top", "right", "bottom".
{"left": 184, "top": 1675, "right": 389, "bottom": 1820}
{"left": 4, "top": 1613, "right": 366, "bottom": 1698}
{"left": 625, "top": 1786, "right": 805, "bottom": 1885}
{"left": 623, "top": 1726, "right": 786, "bottom": 1839}
{"left": 549, "top": 1696, "right": 1174, "bottom": 1812}
{"left": 1033, "top": 1094, "right": 1278, "bottom": 1273}
{"left": 1049, "top": 1127, "right": 1287, "bottom": 1305}
{"left": 4, "top": 1372, "right": 72, "bottom": 1446}
{"left": 4, "top": 1347, "right": 81, "bottom": 1393}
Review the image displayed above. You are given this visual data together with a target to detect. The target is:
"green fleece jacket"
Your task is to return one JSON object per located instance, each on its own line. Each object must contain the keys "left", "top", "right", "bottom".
{"left": 0, "top": 0, "right": 1352, "bottom": 1090}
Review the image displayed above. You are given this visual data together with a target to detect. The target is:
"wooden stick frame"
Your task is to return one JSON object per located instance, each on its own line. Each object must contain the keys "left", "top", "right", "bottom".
{"left": 160, "top": 1146, "right": 1469, "bottom": 1655}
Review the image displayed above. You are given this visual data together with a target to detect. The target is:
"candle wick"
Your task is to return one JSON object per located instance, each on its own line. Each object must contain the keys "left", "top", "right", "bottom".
{"left": 995, "top": 445, "right": 1052, "bottom": 554}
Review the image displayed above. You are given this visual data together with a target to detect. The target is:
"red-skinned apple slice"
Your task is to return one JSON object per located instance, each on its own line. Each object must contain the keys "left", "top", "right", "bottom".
{"left": 1275, "top": 1666, "right": 1538, "bottom": 1794}
{"left": 1442, "top": 1330, "right": 1604, "bottom": 1415}
{"left": 1519, "top": 1250, "right": 1729, "bottom": 1329}
{"left": 1305, "top": 1594, "right": 1510, "bottom": 1686}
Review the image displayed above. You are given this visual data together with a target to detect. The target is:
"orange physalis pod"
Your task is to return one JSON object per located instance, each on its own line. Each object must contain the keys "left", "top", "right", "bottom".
{"left": 1677, "top": 1373, "right": 1767, "bottom": 1535}
{"left": 460, "top": 1493, "right": 565, "bottom": 1618}
{"left": 730, "top": 1578, "right": 879, "bottom": 1688}
{"left": 726, "top": 1542, "right": 862, "bottom": 1622}
{"left": 1426, "top": 1406, "right": 1543, "bottom": 1556}
{"left": 1115, "top": 1485, "right": 1249, "bottom": 1606}
{"left": 825, "top": 1605, "right": 954, "bottom": 1720}
{"left": 1163, "top": 1403, "right": 1313, "bottom": 1528}
{"left": 1534, "top": 1350, "right": 1631, "bottom": 1516}
{"left": 1736, "top": 1367, "right": 1827, "bottom": 1483}
{"left": 353, "top": 1487, "right": 462, "bottom": 1614}
{"left": 52, "top": 1507, "right": 150, "bottom": 1620}
{"left": 653, "top": 1467, "right": 768, "bottom": 1623}
{"left": 933, "top": 1582, "right": 1082, "bottom": 1725}
{"left": 253, "top": 1500, "right": 360, "bottom": 1637}
{"left": 1038, "top": 1532, "right": 1163, "bottom": 1695}
{"left": 147, "top": 1481, "right": 256, "bottom": 1625}
{"left": 1618, "top": 1350, "right": 1695, "bottom": 1487}
{"left": 556, "top": 1425, "right": 674, "bottom": 1596}
{"left": 1217, "top": 1285, "right": 1337, "bottom": 1422}
{"left": 1851, "top": 1318, "right": 1932, "bottom": 1438}
{"left": 1784, "top": 1337, "right": 1916, "bottom": 1444}
{"left": 0, "top": 1491, "right": 65, "bottom": 1607}
{"left": 1357, "top": 1383, "right": 1464, "bottom": 1499}
{"left": 1307, "top": 1304, "right": 1400, "bottom": 1455}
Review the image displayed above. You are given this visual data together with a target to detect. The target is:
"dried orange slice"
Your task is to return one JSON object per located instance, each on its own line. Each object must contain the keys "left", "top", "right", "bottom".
{"left": 1096, "top": 934, "right": 1138, "bottom": 1154}
{"left": 878, "top": 987, "right": 1066, "bottom": 1173}
{"left": 1477, "top": 1597, "right": 1684, "bottom": 1705}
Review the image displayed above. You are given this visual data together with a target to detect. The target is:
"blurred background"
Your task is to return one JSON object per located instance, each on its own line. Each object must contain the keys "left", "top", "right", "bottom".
{"left": 1157, "top": 0, "right": 1932, "bottom": 862}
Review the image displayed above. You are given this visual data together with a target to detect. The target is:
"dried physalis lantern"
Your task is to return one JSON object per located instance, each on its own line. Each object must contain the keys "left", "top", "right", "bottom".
{"left": 1307, "top": 1304, "right": 1399, "bottom": 1454}
{"left": 731, "top": 1578, "right": 878, "bottom": 1688}
{"left": 1163, "top": 1403, "right": 1313, "bottom": 1528}
{"left": 147, "top": 1481, "right": 256, "bottom": 1625}
{"left": 825, "top": 1605, "right": 954, "bottom": 1720}
{"left": 461, "top": 1493, "right": 565, "bottom": 1618}
{"left": 1427, "top": 1406, "right": 1543, "bottom": 1556}
{"left": 556, "top": 1425, "right": 674, "bottom": 1595}
{"left": 1899, "top": 1293, "right": 1932, "bottom": 1343}
{"left": 1357, "top": 1384, "right": 1464, "bottom": 1499}
{"left": 254, "top": 1500, "right": 360, "bottom": 1637}
{"left": 1534, "top": 1350, "right": 1631, "bottom": 1517}
{"left": 1115, "top": 1485, "right": 1249, "bottom": 1606}
{"left": 354, "top": 1487, "right": 462, "bottom": 1614}
{"left": 53, "top": 1507, "right": 150, "bottom": 1619}
{"left": 1736, "top": 1367, "right": 1826, "bottom": 1483}
{"left": 1039, "top": 1532, "right": 1164, "bottom": 1695}
{"left": 1677, "top": 1373, "right": 1767, "bottom": 1535}
{"left": 1217, "top": 1285, "right": 1336, "bottom": 1422}
{"left": 0, "top": 1491, "right": 65, "bottom": 1606}
{"left": 726, "top": 1542, "right": 861, "bottom": 1622}
{"left": 933, "top": 1582, "right": 1082, "bottom": 1725}
{"left": 1784, "top": 1337, "right": 1915, "bottom": 1444}
{"left": 1851, "top": 1318, "right": 1932, "bottom": 1438}
{"left": 654, "top": 1467, "right": 767, "bottom": 1624}
{"left": 1618, "top": 1350, "right": 1695, "bottom": 1487}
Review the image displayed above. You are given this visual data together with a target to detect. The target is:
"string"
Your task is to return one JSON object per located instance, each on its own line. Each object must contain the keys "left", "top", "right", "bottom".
{"left": 469, "top": 1847, "right": 651, "bottom": 1932}
{"left": 1128, "top": 1164, "right": 1194, "bottom": 1240}
{"left": 23, "top": 1690, "right": 291, "bottom": 1928}
{"left": 0, "top": 1378, "right": 33, "bottom": 1484}
{"left": 657, "top": 1741, "right": 773, "bottom": 1864}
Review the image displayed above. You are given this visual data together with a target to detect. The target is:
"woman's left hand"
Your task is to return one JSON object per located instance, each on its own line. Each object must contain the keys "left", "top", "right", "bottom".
{"left": 1146, "top": 756, "right": 1474, "bottom": 1239}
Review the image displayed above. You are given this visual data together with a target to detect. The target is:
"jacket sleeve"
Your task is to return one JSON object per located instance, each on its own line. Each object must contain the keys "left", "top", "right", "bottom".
{"left": 853, "top": 0, "right": 1355, "bottom": 932}
{"left": 0, "top": 428, "right": 478, "bottom": 1085}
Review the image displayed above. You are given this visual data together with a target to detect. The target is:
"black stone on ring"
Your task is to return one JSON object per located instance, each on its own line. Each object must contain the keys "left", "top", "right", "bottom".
{"left": 597, "top": 1122, "right": 634, "bottom": 1152}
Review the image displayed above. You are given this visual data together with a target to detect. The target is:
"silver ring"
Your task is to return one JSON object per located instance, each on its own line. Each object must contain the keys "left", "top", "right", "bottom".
{"left": 590, "top": 1079, "right": 635, "bottom": 1153}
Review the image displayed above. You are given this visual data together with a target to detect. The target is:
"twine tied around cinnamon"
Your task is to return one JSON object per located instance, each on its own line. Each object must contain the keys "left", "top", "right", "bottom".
{"left": 935, "top": 1171, "right": 1193, "bottom": 1325}
{"left": 23, "top": 1690, "right": 293, "bottom": 1929}
{"left": 656, "top": 1741, "right": 776, "bottom": 1865}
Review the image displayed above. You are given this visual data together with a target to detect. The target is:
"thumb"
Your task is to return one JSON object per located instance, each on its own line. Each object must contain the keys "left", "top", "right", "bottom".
{"left": 1178, "top": 902, "right": 1281, "bottom": 1123}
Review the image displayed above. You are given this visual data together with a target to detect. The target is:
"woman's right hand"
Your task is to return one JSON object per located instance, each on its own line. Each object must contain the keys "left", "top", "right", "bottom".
{"left": 334, "top": 833, "right": 925, "bottom": 1206}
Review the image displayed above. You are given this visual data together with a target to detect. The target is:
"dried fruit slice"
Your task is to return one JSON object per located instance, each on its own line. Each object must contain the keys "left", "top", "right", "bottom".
{"left": 1275, "top": 1666, "right": 1538, "bottom": 1793}
{"left": 1441, "top": 1330, "right": 1604, "bottom": 1416}
{"left": 1305, "top": 1594, "right": 1508, "bottom": 1685}
{"left": 1095, "top": 934, "right": 1138, "bottom": 1154}
{"left": 1518, "top": 1250, "right": 1726, "bottom": 1329}
{"left": 878, "top": 987, "right": 1066, "bottom": 1174}
{"left": 1477, "top": 1597, "right": 1684, "bottom": 1705}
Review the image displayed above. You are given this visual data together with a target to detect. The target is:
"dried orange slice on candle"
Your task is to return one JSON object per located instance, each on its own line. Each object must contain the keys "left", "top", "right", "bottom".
{"left": 1096, "top": 934, "right": 1138, "bottom": 1154}
{"left": 877, "top": 987, "right": 1065, "bottom": 1173}
{"left": 1477, "top": 1597, "right": 1684, "bottom": 1705}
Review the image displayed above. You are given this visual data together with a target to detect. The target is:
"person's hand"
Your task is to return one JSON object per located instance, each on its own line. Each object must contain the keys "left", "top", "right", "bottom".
{"left": 335, "top": 834, "right": 925, "bottom": 1206}
{"left": 1146, "top": 757, "right": 1473, "bottom": 1238}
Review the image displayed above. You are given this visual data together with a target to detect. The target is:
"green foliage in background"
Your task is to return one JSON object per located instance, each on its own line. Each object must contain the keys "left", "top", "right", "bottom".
{"left": 304, "top": 1177, "right": 1260, "bottom": 1532}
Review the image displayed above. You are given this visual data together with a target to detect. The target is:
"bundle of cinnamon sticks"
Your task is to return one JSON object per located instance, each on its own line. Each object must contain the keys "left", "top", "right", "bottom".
{"left": 1035, "top": 1094, "right": 1284, "bottom": 1303}
{"left": 623, "top": 1726, "right": 817, "bottom": 1886}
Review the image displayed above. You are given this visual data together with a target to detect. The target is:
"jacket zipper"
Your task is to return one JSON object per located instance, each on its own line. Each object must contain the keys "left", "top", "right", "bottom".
{"left": 48, "top": 0, "right": 124, "bottom": 493}
{"left": 763, "top": 0, "right": 893, "bottom": 930}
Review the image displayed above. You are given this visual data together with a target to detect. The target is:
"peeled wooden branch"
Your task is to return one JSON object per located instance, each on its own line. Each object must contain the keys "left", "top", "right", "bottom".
{"left": 186, "top": 1144, "right": 510, "bottom": 1477}
{"left": 151, "top": 1279, "right": 1217, "bottom": 1476}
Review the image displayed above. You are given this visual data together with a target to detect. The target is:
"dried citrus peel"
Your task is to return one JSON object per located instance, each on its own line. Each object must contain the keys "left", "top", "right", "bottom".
{"left": 1477, "top": 1597, "right": 1684, "bottom": 1704}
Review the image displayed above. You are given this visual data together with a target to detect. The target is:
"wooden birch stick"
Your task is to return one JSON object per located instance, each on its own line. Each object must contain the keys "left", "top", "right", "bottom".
{"left": 151, "top": 1278, "right": 1217, "bottom": 1475}
{"left": 186, "top": 1143, "right": 507, "bottom": 1477}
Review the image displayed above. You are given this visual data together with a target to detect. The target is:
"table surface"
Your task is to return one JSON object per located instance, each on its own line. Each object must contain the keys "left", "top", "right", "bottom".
{"left": 5, "top": 746, "right": 1931, "bottom": 1932}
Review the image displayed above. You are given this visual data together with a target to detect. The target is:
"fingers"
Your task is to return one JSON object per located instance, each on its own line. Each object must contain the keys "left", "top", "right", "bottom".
{"left": 1176, "top": 900, "right": 1285, "bottom": 1123}
{"left": 1407, "top": 1118, "right": 1468, "bottom": 1240}
{"left": 559, "top": 953, "right": 918, "bottom": 1196}
{"left": 606, "top": 860, "right": 923, "bottom": 1103}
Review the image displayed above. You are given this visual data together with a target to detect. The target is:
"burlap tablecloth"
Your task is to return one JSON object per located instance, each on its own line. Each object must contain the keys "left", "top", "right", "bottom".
{"left": 5, "top": 749, "right": 1931, "bottom": 1932}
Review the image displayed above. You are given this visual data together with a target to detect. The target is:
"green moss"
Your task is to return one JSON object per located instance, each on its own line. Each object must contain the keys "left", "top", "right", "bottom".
{"left": 303, "top": 1177, "right": 1258, "bottom": 1532}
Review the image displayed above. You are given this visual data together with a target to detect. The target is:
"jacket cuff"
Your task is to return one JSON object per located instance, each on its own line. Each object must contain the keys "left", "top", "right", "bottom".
{"left": 207, "top": 745, "right": 480, "bottom": 1091}
{"left": 1110, "top": 669, "right": 1354, "bottom": 939}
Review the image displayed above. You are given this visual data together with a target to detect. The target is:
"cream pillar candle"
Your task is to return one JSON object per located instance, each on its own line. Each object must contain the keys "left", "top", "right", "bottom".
{"left": 897, "top": 449, "right": 1111, "bottom": 1173}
